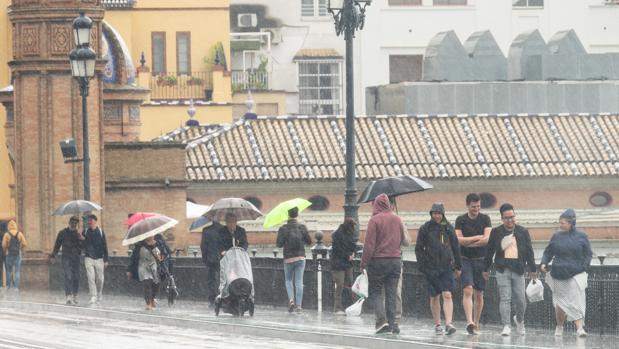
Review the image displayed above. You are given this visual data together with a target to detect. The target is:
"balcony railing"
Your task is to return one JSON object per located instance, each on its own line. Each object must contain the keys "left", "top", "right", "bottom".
{"left": 149, "top": 71, "right": 213, "bottom": 100}
{"left": 231, "top": 70, "right": 270, "bottom": 92}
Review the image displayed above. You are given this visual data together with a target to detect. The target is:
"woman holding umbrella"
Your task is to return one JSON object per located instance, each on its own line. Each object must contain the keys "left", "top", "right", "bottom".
{"left": 127, "top": 236, "right": 162, "bottom": 310}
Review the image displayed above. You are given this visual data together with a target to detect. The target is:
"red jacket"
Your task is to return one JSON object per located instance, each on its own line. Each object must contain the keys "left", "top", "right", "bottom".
{"left": 361, "top": 194, "right": 406, "bottom": 269}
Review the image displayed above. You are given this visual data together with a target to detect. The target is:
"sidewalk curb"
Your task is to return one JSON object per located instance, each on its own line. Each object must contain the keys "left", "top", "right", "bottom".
{"left": 0, "top": 300, "right": 456, "bottom": 349}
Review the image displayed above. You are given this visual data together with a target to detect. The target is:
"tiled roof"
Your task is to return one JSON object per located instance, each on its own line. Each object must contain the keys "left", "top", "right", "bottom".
{"left": 101, "top": 0, "right": 135, "bottom": 8}
{"left": 178, "top": 114, "right": 619, "bottom": 182}
{"left": 293, "top": 48, "right": 342, "bottom": 60}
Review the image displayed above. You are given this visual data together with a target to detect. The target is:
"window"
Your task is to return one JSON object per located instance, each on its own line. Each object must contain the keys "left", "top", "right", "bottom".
{"left": 308, "top": 195, "right": 330, "bottom": 211}
{"left": 151, "top": 32, "right": 166, "bottom": 74}
{"left": 513, "top": 0, "right": 543, "bottom": 7}
{"left": 389, "top": 55, "right": 423, "bottom": 83}
{"left": 176, "top": 32, "right": 191, "bottom": 74}
{"left": 301, "top": 0, "right": 328, "bottom": 18}
{"left": 243, "top": 196, "right": 263, "bottom": 210}
{"left": 479, "top": 192, "right": 497, "bottom": 209}
{"left": 433, "top": 0, "right": 467, "bottom": 5}
{"left": 298, "top": 60, "right": 342, "bottom": 115}
{"left": 389, "top": 0, "right": 422, "bottom": 5}
{"left": 5, "top": 105, "right": 13, "bottom": 123}
{"left": 590, "top": 192, "right": 612, "bottom": 207}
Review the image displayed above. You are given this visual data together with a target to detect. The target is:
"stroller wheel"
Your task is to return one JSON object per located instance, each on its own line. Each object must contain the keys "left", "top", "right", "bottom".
{"left": 238, "top": 299, "right": 245, "bottom": 317}
{"left": 214, "top": 298, "right": 221, "bottom": 316}
{"left": 249, "top": 299, "right": 255, "bottom": 317}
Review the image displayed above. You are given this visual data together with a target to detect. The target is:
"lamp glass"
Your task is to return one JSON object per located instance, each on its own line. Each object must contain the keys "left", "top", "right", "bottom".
{"left": 328, "top": 0, "right": 344, "bottom": 10}
{"left": 85, "top": 57, "right": 96, "bottom": 78}
{"left": 73, "top": 26, "right": 91, "bottom": 47}
{"left": 70, "top": 59, "right": 80, "bottom": 77}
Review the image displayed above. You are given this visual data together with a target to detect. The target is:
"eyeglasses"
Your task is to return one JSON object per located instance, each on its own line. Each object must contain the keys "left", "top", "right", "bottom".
{"left": 502, "top": 216, "right": 516, "bottom": 221}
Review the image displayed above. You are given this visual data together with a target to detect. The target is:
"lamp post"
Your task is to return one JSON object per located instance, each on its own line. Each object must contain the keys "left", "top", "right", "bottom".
{"left": 69, "top": 12, "right": 96, "bottom": 201}
{"left": 328, "top": 0, "right": 371, "bottom": 240}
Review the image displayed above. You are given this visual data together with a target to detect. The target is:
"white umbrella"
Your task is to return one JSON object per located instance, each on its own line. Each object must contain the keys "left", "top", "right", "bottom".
{"left": 53, "top": 200, "right": 102, "bottom": 216}
{"left": 204, "top": 198, "right": 263, "bottom": 222}
{"left": 122, "top": 214, "right": 178, "bottom": 246}
{"left": 186, "top": 201, "right": 211, "bottom": 219}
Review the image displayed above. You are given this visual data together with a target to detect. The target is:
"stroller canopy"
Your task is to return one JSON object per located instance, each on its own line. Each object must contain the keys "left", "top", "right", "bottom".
{"left": 219, "top": 247, "right": 254, "bottom": 298}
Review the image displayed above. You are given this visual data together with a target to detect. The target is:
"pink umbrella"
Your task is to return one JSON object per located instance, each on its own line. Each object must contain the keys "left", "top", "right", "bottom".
{"left": 125, "top": 212, "right": 158, "bottom": 226}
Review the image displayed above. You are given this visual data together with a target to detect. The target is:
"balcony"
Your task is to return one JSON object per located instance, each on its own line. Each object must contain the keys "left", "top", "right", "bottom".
{"left": 231, "top": 70, "right": 270, "bottom": 92}
{"left": 149, "top": 72, "right": 213, "bottom": 101}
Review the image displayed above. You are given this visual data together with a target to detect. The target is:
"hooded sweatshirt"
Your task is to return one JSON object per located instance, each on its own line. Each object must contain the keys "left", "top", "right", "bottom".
{"left": 2, "top": 220, "right": 27, "bottom": 255}
{"left": 415, "top": 203, "right": 462, "bottom": 273}
{"left": 361, "top": 194, "right": 406, "bottom": 269}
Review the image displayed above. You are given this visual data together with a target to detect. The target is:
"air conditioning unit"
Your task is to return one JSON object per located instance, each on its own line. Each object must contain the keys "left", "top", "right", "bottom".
{"left": 261, "top": 27, "right": 283, "bottom": 45}
{"left": 237, "top": 13, "right": 258, "bottom": 28}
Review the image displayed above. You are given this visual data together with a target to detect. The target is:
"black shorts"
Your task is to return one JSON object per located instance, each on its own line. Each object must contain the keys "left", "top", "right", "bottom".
{"left": 461, "top": 257, "right": 486, "bottom": 291}
{"left": 424, "top": 268, "right": 455, "bottom": 297}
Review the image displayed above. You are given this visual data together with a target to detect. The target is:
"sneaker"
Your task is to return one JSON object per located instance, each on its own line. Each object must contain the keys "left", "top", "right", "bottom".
{"left": 295, "top": 306, "right": 303, "bottom": 313}
{"left": 66, "top": 295, "right": 73, "bottom": 305}
{"left": 288, "top": 300, "right": 295, "bottom": 313}
{"left": 145, "top": 303, "right": 152, "bottom": 311}
{"left": 72, "top": 295, "right": 79, "bottom": 305}
{"left": 466, "top": 323, "right": 476, "bottom": 335}
{"left": 445, "top": 324, "right": 456, "bottom": 335}
{"left": 376, "top": 323, "right": 391, "bottom": 335}
{"left": 435, "top": 324, "right": 444, "bottom": 335}
{"left": 335, "top": 310, "right": 346, "bottom": 316}
{"left": 153, "top": 298, "right": 159, "bottom": 306}
{"left": 501, "top": 325, "right": 511, "bottom": 336}
{"left": 576, "top": 327, "right": 587, "bottom": 338}
{"left": 555, "top": 326, "right": 563, "bottom": 337}
{"left": 391, "top": 324, "right": 400, "bottom": 335}
{"left": 89, "top": 297, "right": 97, "bottom": 305}
{"left": 514, "top": 315, "right": 525, "bottom": 335}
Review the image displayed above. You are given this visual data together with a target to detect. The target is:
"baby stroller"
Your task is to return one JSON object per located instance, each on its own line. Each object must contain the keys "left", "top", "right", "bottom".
{"left": 214, "top": 247, "right": 255, "bottom": 317}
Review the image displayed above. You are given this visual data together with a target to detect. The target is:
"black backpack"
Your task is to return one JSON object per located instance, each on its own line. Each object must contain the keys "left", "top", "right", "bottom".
{"left": 8, "top": 233, "right": 20, "bottom": 256}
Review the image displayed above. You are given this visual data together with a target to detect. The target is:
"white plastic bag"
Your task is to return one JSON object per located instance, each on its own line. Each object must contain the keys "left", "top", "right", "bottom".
{"left": 526, "top": 279, "right": 544, "bottom": 303}
{"left": 351, "top": 272, "right": 369, "bottom": 298}
{"left": 345, "top": 297, "right": 365, "bottom": 316}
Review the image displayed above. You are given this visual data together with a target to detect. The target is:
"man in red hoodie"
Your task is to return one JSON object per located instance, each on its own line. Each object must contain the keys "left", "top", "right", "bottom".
{"left": 361, "top": 193, "right": 408, "bottom": 335}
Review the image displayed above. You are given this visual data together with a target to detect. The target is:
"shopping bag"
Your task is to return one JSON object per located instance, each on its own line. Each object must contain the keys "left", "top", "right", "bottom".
{"left": 341, "top": 287, "right": 354, "bottom": 310}
{"left": 526, "top": 279, "right": 544, "bottom": 303}
{"left": 345, "top": 297, "right": 365, "bottom": 316}
{"left": 351, "top": 272, "right": 368, "bottom": 298}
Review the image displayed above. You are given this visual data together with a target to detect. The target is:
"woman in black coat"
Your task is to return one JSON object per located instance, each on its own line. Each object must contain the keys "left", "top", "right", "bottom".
{"left": 330, "top": 218, "right": 357, "bottom": 314}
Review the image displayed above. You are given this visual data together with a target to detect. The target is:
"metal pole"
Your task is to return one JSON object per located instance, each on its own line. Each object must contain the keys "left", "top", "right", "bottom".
{"left": 80, "top": 78, "right": 90, "bottom": 201}
{"left": 317, "top": 259, "right": 322, "bottom": 313}
{"left": 342, "top": 0, "right": 359, "bottom": 240}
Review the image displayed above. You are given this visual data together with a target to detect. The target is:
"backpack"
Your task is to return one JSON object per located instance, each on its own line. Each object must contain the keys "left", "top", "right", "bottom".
{"left": 8, "top": 233, "right": 21, "bottom": 256}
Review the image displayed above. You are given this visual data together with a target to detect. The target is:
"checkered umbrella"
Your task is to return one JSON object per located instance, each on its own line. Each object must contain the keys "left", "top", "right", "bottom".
{"left": 204, "top": 198, "right": 263, "bottom": 222}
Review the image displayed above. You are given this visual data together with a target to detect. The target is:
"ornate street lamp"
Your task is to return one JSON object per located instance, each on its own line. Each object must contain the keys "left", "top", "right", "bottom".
{"left": 68, "top": 12, "right": 96, "bottom": 201}
{"left": 328, "top": 0, "right": 371, "bottom": 239}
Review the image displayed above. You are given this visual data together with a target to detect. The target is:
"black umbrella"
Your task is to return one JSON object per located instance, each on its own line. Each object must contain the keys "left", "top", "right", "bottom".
{"left": 358, "top": 175, "right": 433, "bottom": 204}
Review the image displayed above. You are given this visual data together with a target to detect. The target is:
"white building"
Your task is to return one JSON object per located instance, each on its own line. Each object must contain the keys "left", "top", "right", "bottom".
{"left": 230, "top": 0, "right": 619, "bottom": 115}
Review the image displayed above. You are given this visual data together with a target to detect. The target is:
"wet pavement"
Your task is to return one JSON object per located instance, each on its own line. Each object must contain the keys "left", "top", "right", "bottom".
{"left": 0, "top": 289, "right": 616, "bottom": 349}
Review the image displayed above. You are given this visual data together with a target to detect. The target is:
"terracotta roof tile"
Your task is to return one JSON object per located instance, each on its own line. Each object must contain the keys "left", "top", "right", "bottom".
{"left": 175, "top": 114, "right": 619, "bottom": 181}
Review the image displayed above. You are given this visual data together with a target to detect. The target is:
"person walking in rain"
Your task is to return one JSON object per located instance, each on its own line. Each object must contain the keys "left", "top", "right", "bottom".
{"left": 127, "top": 236, "right": 162, "bottom": 310}
{"left": 541, "top": 209, "right": 592, "bottom": 338}
{"left": 2, "top": 220, "right": 27, "bottom": 291}
{"left": 483, "top": 203, "right": 537, "bottom": 336}
{"left": 201, "top": 220, "right": 223, "bottom": 307}
{"left": 415, "top": 203, "right": 461, "bottom": 336}
{"left": 50, "top": 216, "right": 84, "bottom": 305}
{"left": 82, "top": 214, "right": 108, "bottom": 305}
{"left": 276, "top": 207, "right": 312, "bottom": 313}
{"left": 331, "top": 218, "right": 357, "bottom": 315}
{"left": 455, "top": 193, "right": 491, "bottom": 334}
{"left": 218, "top": 213, "right": 248, "bottom": 254}
{"left": 361, "top": 193, "right": 407, "bottom": 335}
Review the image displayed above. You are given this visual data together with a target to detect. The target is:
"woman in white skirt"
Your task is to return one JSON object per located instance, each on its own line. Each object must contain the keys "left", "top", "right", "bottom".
{"left": 540, "top": 209, "right": 592, "bottom": 337}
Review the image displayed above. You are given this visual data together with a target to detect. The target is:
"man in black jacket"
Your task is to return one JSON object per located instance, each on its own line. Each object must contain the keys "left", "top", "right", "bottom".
{"left": 50, "top": 216, "right": 84, "bottom": 305}
{"left": 415, "top": 203, "right": 462, "bottom": 336}
{"left": 218, "top": 213, "right": 248, "bottom": 254}
{"left": 83, "top": 214, "right": 108, "bottom": 305}
{"left": 201, "top": 220, "right": 223, "bottom": 306}
{"left": 483, "top": 203, "right": 536, "bottom": 337}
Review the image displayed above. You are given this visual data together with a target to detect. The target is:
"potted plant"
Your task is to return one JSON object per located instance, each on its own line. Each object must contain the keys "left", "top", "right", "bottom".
{"left": 187, "top": 76, "right": 204, "bottom": 86}
{"left": 156, "top": 75, "right": 178, "bottom": 86}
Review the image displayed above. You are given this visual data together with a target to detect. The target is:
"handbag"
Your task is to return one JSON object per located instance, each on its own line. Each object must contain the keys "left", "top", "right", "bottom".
{"left": 345, "top": 297, "right": 365, "bottom": 316}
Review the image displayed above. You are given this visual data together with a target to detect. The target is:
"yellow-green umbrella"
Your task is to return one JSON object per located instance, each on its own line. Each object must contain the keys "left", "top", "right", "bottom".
{"left": 263, "top": 198, "right": 312, "bottom": 228}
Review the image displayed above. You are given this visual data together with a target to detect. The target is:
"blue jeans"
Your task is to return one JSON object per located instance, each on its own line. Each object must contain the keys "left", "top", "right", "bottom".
{"left": 5, "top": 255, "right": 21, "bottom": 289}
{"left": 284, "top": 259, "right": 306, "bottom": 306}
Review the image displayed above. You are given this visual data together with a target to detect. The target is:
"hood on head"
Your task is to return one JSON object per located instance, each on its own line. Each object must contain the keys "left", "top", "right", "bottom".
{"left": 8, "top": 220, "right": 17, "bottom": 234}
{"left": 560, "top": 208, "right": 576, "bottom": 229}
{"left": 429, "top": 202, "right": 445, "bottom": 215}
{"left": 372, "top": 194, "right": 391, "bottom": 215}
